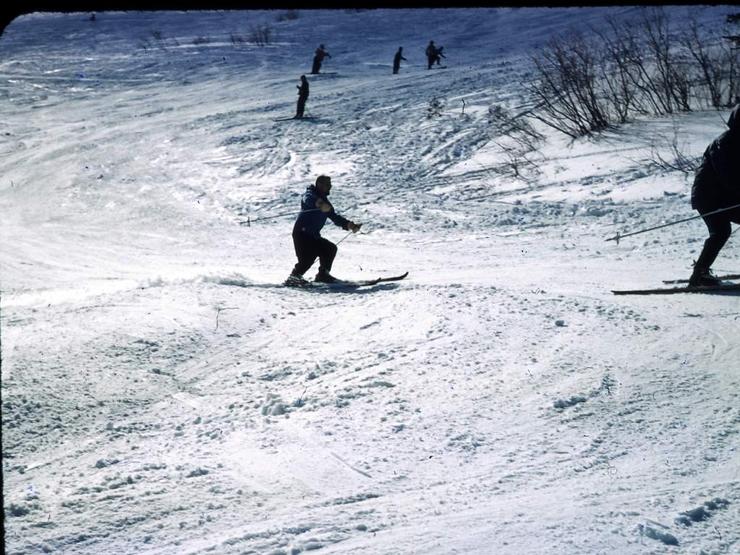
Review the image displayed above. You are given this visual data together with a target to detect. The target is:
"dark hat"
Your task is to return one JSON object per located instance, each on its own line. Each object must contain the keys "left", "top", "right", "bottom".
{"left": 316, "top": 175, "right": 331, "bottom": 187}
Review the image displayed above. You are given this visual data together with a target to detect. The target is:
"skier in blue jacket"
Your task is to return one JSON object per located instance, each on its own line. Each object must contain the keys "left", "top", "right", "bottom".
{"left": 285, "top": 175, "right": 361, "bottom": 285}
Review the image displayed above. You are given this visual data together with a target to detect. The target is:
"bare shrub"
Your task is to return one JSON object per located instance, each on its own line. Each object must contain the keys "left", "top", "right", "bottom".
{"left": 592, "top": 17, "right": 646, "bottom": 122}
{"left": 648, "top": 121, "right": 701, "bottom": 175}
{"left": 526, "top": 31, "right": 610, "bottom": 137}
{"left": 230, "top": 32, "right": 246, "bottom": 46}
{"left": 249, "top": 24, "right": 273, "bottom": 47}
{"left": 277, "top": 10, "right": 299, "bottom": 22}
{"left": 638, "top": 8, "right": 691, "bottom": 113}
{"left": 524, "top": 7, "right": 736, "bottom": 137}
{"left": 487, "top": 105, "right": 545, "bottom": 181}
{"left": 427, "top": 97, "right": 445, "bottom": 118}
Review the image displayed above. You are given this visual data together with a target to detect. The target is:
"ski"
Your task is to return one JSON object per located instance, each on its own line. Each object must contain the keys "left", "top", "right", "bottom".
{"left": 662, "top": 273, "right": 740, "bottom": 284}
{"left": 285, "top": 272, "right": 408, "bottom": 290}
{"left": 317, "top": 271, "right": 409, "bottom": 289}
{"left": 274, "top": 116, "right": 317, "bottom": 122}
{"left": 612, "top": 283, "right": 740, "bottom": 295}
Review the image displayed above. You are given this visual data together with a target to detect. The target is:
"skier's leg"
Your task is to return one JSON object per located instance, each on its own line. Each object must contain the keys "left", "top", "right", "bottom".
{"left": 292, "top": 233, "right": 319, "bottom": 276}
{"left": 694, "top": 212, "right": 732, "bottom": 272}
{"left": 316, "top": 238, "right": 338, "bottom": 273}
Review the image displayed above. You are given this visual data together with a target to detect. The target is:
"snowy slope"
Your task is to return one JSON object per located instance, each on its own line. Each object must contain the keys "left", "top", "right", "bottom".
{"left": 2, "top": 7, "right": 739, "bottom": 555}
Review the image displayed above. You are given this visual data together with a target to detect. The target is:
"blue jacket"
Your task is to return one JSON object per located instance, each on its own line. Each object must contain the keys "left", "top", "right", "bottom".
{"left": 293, "top": 185, "right": 350, "bottom": 238}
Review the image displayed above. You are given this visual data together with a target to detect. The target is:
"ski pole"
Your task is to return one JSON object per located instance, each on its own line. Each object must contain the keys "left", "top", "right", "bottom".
{"left": 606, "top": 203, "right": 740, "bottom": 244}
{"left": 336, "top": 228, "right": 362, "bottom": 246}
{"left": 239, "top": 208, "right": 322, "bottom": 226}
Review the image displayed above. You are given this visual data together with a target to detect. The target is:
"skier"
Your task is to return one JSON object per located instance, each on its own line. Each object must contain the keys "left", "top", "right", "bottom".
{"left": 688, "top": 103, "right": 740, "bottom": 286}
{"left": 393, "top": 46, "right": 407, "bottom": 74}
{"left": 286, "top": 175, "right": 362, "bottom": 285}
{"left": 425, "top": 40, "right": 436, "bottom": 70}
{"left": 311, "top": 44, "right": 331, "bottom": 74}
{"left": 434, "top": 46, "right": 446, "bottom": 66}
{"left": 295, "top": 75, "right": 309, "bottom": 119}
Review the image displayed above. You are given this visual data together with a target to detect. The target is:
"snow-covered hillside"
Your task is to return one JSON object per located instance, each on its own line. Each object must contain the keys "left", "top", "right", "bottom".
{"left": 2, "top": 7, "right": 739, "bottom": 554}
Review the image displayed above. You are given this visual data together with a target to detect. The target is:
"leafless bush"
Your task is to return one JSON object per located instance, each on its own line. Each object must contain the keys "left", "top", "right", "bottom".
{"left": 525, "top": 7, "right": 737, "bottom": 137}
{"left": 682, "top": 18, "right": 740, "bottom": 108}
{"left": 526, "top": 31, "right": 610, "bottom": 138}
{"left": 637, "top": 8, "right": 691, "bottom": 113}
{"left": 427, "top": 97, "right": 445, "bottom": 118}
{"left": 144, "top": 29, "right": 179, "bottom": 51}
{"left": 486, "top": 105, "right": 545, "bottom": 181}
{"left": 276, "top": 10, "right": 299, "bottom": 22}
{"left": 249, "top": 24, "right": 273, "bottom": 47}
{"left": 649, "top": 121, "right": 701, "bottom": 175}
{"left": 230, "top": 32, "right": 246, "bottom": 46}
{"left": 592, "top": 17, "right": 645, "bottom": 122}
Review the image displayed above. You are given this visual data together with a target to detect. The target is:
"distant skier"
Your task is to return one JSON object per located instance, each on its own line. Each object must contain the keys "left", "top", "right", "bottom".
{"left": 393, "top": 47, "right": 407, "bottom": 74}
{"left": 434, "top": 46, "right": 446, "bottom": 66}
{"left": 286, "top": 175, "right": 362, "bottom": 286}
{"left": 425, "top": 40, "right": 436, "bottom": 70}
{"left": 688, "top": 103, "right": 740, "bottom": 286}
{"left": 295, "top": 75, "right": 309, "bottom": 119}
{"left": 311, "top": 44, "right": 331, "bottom": 74}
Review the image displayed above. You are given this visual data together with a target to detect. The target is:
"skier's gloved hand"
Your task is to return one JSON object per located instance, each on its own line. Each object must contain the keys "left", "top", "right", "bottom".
{"left": 348, "top": 222, "right": 362, "bottom": 233}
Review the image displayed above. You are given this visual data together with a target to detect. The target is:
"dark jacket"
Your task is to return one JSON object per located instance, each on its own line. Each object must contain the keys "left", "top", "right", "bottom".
{"left": 293, "top": 186, "right": 350, "bottom": 238}
{"left": 314, "top": 47, "right": 330, "bottom": 62}
{"left": 297, "top": 79, "right": 309, "bottom": 99}
{"left": 692, "top": 104, "right": 740, "bottom": 209}
{"left": 394, "top": 50, "right": 406, "bottom": 65}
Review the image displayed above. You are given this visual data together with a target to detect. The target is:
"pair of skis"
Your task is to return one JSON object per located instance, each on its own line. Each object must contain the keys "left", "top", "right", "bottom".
{"left": 287, "top": 272, "right": 408, "bottom": 290}
{"left": 612, "top": 274, "right": 740, "bottom": 295}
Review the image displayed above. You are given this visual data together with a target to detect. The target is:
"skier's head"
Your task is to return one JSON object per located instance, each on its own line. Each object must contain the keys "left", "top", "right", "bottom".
{"left": 727, "top": 104, "right": 739, "bottom": 132}
{"left": 320, "top": 44, "right": 325, "bottom": 49}
{"left": 300, "top": 74, "right": 307, "bottom": 81}
{"left": 315, "top": 175, "right": 332, "bottom": 194}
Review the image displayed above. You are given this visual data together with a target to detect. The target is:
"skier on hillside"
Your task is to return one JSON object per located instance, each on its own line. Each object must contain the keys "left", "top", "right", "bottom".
{"left": 311, "top": 44, "right": 331, "bottom": 74}
{"left": 425, "top": 40, "right": 437, "bottom": 70}
{"left": 393, "top": 46, "right": 407, "bottom": 74}
{"left": 295, "top": 75, "right": 309, "bottom": 119}
{"left": 434, "top": 46, "right": 446, "bottom": 66}
{"left": 285, "top": 175, "right": 362, "bottom": 286}
{"left": 688, "top": 103, "right": 740, "bottom": 286}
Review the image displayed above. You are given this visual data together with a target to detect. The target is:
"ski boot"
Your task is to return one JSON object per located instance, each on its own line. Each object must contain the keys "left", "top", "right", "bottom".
{"left": 688, "top": 267, "right": 722, "bottom": 287}
{"left": 284, "top": 272, "right": 310, "bottom": 287}
{"left": 314, "top": 268, "right": 339, "bottom": 283}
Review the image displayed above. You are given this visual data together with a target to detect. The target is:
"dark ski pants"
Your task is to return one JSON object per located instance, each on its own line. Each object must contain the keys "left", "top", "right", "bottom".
{"left": 296, "top": 96, "right": 307, "bottom": 118}
{"left": 292, "top": 232, "right": 337, "bottom": 276}
{"left": 311, "top": 59, "right": 321, "bottom": 74}
{"left": 694, "top": 206, "right": 740, "bottom": 271}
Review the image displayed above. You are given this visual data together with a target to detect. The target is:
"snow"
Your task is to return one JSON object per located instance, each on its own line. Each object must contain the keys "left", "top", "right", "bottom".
{"left": 2, "top": 7, "right": 740, "bottom": 555}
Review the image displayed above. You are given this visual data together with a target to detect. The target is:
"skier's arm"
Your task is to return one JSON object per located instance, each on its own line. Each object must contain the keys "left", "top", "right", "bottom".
{"left": 315, "top": 198, "right": 360, "bottom": 231}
